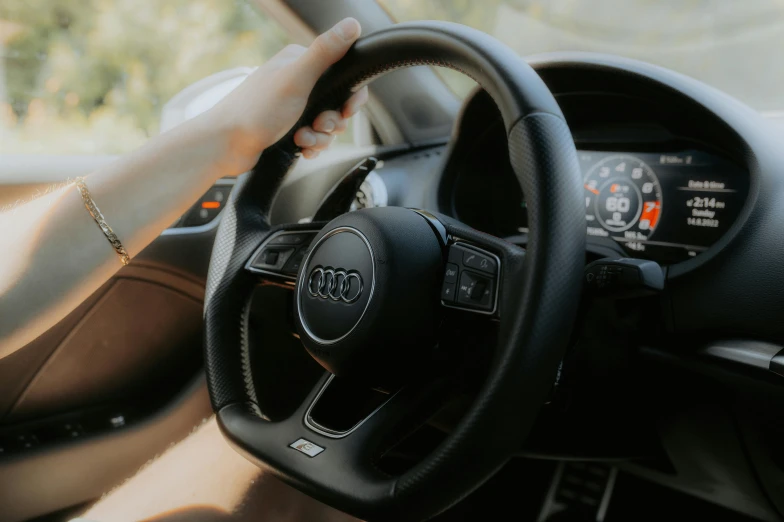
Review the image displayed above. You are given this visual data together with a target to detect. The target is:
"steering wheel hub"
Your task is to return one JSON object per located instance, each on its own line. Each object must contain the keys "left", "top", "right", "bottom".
{"left": 297, "top": 227, "right": 375, "bottom": 344}
{"left": 295, "top": 207, "right": 443, "bottom": 379}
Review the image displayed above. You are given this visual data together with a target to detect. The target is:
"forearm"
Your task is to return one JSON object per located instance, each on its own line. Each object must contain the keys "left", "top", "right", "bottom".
{"left": 0, "top": 16, "right": 365, "bottom": 359}
{"left": 0, "top": 113, "right": 244, "bottom": 358}
{"left": 87, "top": 113, "right": 251, "bottom": 258}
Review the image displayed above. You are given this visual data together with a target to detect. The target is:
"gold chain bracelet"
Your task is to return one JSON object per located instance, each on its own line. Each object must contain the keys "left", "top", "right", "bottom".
{"left": 73, "top": 177, "right": 130, "bottom": 266}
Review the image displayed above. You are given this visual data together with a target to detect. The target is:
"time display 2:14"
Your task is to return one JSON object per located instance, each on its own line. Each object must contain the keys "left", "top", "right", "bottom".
{"left": 577, "top": 150, "right": 748, "bottom": 264}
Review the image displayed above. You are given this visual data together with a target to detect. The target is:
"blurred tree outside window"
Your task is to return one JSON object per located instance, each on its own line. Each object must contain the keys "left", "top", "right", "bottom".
{"left": 379, "top": 0, "right": 784, "bottom": 113}
{"left": 0, "top": 0, "right": 289, "bottom": 155}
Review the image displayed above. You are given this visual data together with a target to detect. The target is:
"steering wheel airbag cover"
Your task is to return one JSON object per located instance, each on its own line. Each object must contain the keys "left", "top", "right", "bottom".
{"left": 297, "top": 227, "right": 375, "bottom": 344}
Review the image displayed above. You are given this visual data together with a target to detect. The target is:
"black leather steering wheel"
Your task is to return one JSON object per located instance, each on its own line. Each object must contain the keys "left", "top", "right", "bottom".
{"left": 204, "top": 21, "right": 585, "bottom": 521}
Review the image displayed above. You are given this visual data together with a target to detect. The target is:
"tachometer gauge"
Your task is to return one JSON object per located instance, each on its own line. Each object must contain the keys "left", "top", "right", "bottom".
{"left": 584, "top": 155, "right": 662, "bottom": 243}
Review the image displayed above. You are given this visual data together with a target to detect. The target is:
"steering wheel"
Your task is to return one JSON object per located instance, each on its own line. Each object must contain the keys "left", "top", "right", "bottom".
{"left": 204, "top": 21, "right": 585, "bottom": 521}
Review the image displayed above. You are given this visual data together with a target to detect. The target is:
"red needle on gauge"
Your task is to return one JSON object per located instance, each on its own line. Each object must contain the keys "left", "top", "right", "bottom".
{"left": 584, "top": 184, "right": 599, "bottom": 195}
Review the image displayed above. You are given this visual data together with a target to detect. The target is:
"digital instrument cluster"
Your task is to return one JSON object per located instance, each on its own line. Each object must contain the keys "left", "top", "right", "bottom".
{"left": 578, "top": 150, "right": 747, "bottom": 263}
{"left": 452, "top": 149, "right": 748, "bottom": 264}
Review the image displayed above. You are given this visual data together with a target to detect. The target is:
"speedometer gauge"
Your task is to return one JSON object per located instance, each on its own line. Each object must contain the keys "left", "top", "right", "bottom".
{"left": 584, "top": 155, "right": 662, "bottom": 244}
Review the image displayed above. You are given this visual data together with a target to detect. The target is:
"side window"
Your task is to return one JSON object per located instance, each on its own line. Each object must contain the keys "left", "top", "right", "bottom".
{"left": 0, "top": 1, "right": 289, "bottom": 155}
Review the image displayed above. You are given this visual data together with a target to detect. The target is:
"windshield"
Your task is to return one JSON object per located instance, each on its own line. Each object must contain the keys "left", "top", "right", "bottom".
{"left": 379, "top": 0, "right": 784, "bottom": 112}
{"left": 0, "top": 1, "right": 289, "bottom": 154}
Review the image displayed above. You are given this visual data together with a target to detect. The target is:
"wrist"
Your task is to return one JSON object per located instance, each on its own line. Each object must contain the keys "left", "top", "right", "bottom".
{"left": 197, "top": 108, "right": 270, "bottom": 178}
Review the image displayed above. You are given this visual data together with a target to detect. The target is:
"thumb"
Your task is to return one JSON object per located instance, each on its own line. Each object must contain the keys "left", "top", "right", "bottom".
{"left": 296, "top": 18, "right": 362, "bottom": 85}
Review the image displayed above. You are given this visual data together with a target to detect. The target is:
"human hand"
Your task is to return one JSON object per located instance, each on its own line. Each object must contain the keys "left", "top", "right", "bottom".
{"left": 207, "top": 17, "right": 369, "bottom": 176}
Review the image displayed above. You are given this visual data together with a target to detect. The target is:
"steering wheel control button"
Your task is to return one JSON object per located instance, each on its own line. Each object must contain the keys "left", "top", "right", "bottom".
{"left": 246, "top": 230, "right": 320, "bottom": 279}
{"left": 442, "top": 243, "right": 500, "bottom": 314}
{"left": 283, "top": 247, "right": 309, "bottom": 275}
{"left": 263, "top": 250, "right": 280, "bottom": 266}
{"left": 462, "top": 250, "right": 497, "bottom": 274}
{"left": 270, "top": 233, "right": 314, "bottom": 246}
{"left": 444, "top": 263, "right": 459, "bottom": 283}
{"left": 251, "top": 247, "right": 293, "bottom": 270}
{"left": 441, "top": 280, "right": 457, "bottom": 302}
{"left": 297, "top": 227, "right": 375, "bottom": 344}
{"left": 289, "top": 438, "right": 325, "bottom": 458}
{"left": 456, "top": 270, "right": 494, "bottom": 310}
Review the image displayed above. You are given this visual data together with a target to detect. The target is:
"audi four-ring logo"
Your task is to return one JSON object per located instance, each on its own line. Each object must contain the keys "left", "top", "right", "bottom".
{"left": 307, "top": 268, "right": 363, "bottom": 303}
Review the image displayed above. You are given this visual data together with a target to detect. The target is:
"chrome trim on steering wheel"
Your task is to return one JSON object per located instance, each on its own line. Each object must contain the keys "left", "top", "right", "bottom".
{"left": 308, "top": 267, "right": 364, "bottom": 303}
{"left": 304, "top": 374, "right": 395, "bottom": 439}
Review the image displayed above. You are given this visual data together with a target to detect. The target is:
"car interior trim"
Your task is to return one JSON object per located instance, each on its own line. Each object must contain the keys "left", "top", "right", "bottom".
{"left": 700, "top": 340, "right": 784, "bottom": 372}
{"left": 303, "top": 374, "right": 395, "bottom": 439}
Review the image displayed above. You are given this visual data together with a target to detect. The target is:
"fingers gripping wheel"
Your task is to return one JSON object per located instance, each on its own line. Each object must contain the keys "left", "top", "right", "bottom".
{"left": 204, "top": 21, "right": 585, "bottom": 521}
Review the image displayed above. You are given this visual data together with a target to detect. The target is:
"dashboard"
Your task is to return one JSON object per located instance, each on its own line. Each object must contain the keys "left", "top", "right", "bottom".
{"left": 270, "top": 54, "right": 783, "bottom": 522}
{"left": 443, "top": 83, "right": 751, "bottom": 266}
{"left": 453, "top": 145, "right": 748, "bottom": 264}
{"left": 578, "top": 150, "right": 746, "bottom": 263}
